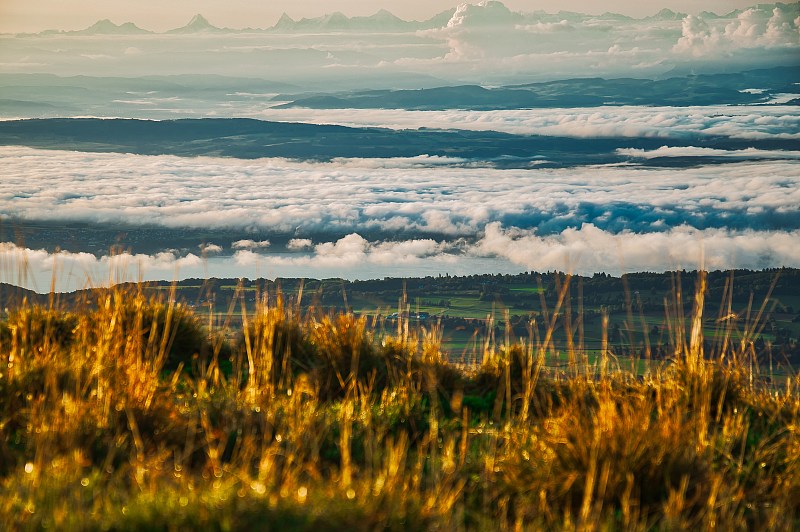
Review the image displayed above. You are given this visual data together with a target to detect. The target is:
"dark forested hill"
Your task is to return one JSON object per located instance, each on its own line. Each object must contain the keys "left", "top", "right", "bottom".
{"left": 274, "top": 67, "right": 800, "bottom": 110}
{"left": 1, "top": 117, "right": 797, "bottom": 168}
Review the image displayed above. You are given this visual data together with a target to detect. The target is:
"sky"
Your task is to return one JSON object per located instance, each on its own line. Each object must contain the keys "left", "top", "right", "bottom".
{"left": 0, "top": 0, "right": 767, "bottom": 33}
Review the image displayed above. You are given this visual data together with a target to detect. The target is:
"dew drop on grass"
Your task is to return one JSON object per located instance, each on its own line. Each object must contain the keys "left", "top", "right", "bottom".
{"left": 24, "top": 462, "right": 34, "bottom": 474}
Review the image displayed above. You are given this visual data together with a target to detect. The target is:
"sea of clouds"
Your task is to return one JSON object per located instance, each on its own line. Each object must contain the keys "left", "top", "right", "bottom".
{"left": 1, "top": 145, "right": 799, "bottom": 291}
{"left": 2, "top": 147, "right": 799, "bottom": 237}
{"left": 254, "top": 106, "right": 800, "bottom": 140}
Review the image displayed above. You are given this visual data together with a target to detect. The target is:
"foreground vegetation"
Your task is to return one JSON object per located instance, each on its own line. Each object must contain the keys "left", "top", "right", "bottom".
{"left": 0, "top": 272, "right": 798, "bottom": 530}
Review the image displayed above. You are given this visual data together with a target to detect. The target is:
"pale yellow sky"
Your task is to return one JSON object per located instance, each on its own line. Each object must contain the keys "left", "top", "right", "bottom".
{"left": 0, "top": 0, "right": 764, "bottom": 33}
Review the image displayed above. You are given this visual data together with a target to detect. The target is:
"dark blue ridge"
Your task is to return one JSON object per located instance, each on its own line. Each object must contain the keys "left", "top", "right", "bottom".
{"left": 0, "top": 118, "right": 795, "bottom": 168}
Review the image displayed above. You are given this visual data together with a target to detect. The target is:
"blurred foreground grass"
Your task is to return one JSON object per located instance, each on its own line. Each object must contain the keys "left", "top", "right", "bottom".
{"left": 0, "top": 272, "right": 798, "bottom": 530}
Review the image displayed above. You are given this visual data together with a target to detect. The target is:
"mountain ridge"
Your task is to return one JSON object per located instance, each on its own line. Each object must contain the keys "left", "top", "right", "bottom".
{"left": 17, "top": 2, "right": 793, "bottom": 36}
{"left": 166, "top": 14, "right": 226, "bottom": 34}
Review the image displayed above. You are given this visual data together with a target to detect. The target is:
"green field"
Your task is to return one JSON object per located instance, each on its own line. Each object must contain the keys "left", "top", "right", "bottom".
{"left": 75, "top": 269, "right": 795, "bottom": 379}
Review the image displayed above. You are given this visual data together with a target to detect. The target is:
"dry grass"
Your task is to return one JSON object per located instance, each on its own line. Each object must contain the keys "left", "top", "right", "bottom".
{"left": 0, "top": 274, "right": 798, "bottom": 530}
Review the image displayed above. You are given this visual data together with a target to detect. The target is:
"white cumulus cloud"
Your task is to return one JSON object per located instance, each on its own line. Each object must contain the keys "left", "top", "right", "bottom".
{"left": 674, "top": 6, "right": 800, "bottom": 56}
{"left": 469, "top": 222, "right": 800, "bottom": 274}
{"left": 232, "top": 239, "right": 271, "bottom": 249}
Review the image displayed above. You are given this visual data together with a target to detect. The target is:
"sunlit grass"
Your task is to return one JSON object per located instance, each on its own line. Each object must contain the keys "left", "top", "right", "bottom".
{"left": 0, "top": 273, "right": 798, "bottom": 530}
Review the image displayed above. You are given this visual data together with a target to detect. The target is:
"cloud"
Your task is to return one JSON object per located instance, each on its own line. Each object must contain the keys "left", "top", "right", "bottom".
{"left": 287, "top": 238, "right": 313, "bottom": 250}
{"left": 232, "top": 249, "right": 260, "bottom": 266}
{"left": 674, "top": 6, "right": 800, "bottom": 56}
{"left": 233, "top": 233, "right": 460, "bottom": 272}
{"left": 308, "top": 233, "right": 367, "bottom": 264}
{"left": 256, "top": 106, "right": 800, "bottom": 140}
{"left": 617, "top": 146, "right": 800, "bottom": 159}
{"left": 469, "top": 222, "right": 800, "bottom": 274}
{"left": 5, "top": 224, "right": 800, "bottom": 293}
{"left": 673, "top": 15, "right": 721, "bottom": 56}
{"left": 199, "top": 243, "right": 223, "bottom": 254}
{"left": 0, "top": 241, "right": 203, "bottom": 291}
{"left": 328, "top": 155, "right": 471, "bottom": 167}
{"left": 516, "top": 21, "right": 575, "bottom": 33}
{"left": 266, "top": 234, "right": 449, "bottom": 269}
{"left": 2, "top": 147, "right": 798, "bottom": 241}
{"left": 232, "top": 239, "right": 271, "bottom": 249}
{"left": 408, "top": 4, "right": 800, "bottom": 82}
{"left": 445, "top": 1, "right": 522, "bottom": 29}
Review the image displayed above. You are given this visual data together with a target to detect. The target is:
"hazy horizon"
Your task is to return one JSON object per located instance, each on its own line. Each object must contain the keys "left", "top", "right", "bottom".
{"left": 0, "top": 0, "right": 774, "bottom": 33}
{"left": 2, "top": 1, "right": 797, "bottom": 87}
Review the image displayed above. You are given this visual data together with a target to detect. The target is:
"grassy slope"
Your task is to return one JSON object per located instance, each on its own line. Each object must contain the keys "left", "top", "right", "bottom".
{"left": 0, "top": 273, "right": 798, "bottom": 529}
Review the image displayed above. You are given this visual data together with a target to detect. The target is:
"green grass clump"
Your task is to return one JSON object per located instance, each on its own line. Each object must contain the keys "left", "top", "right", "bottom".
{"left": 0, "top": 276, "right": 798, "bottom": 530}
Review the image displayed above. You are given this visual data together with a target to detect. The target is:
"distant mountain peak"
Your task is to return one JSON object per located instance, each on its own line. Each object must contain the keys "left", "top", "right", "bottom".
{"left": 72, "top": 18, "right": 151, "bottom": 35}
{"left": 371, "top": 9, "right": 398, "bottom": 19}
{"left": 308, "top": 11, "right": 350, "bottom": 30}
{"left": 86, "top": 19, "right": 116, "bottom": 32}
{"left": 648, "top": 8, "right": 687, "bottom": 20}
{"left": 167, "top": 13, "right": 223, "bottom": 33}
{"left": 188, "top": 14, "right": 210, "bottom": 26}
{"left": 270, "top": 8, "right": 414, "bottom": 32}
{"left": 324, "top": 11, "right": 348, "bottom": 22}
{"left": 362, "top": 9, "right": 407, "bottom": 27}
{"left": 271, "top": 12, "right": 297, "bottom": 31}
{"left": 599, "top": 11, "right": 633, "bottom": 21}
